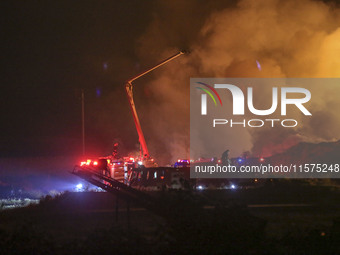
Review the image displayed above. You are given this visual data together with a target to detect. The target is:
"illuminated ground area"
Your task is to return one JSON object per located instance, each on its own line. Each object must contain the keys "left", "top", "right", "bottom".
{"left": 0, "top": 198, "right": 39, "bottom": 210}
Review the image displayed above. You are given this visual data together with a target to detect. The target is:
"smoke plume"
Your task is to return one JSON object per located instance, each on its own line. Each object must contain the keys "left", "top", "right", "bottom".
{"left": 134, "top": 0, "right": 340, "bottom": 163}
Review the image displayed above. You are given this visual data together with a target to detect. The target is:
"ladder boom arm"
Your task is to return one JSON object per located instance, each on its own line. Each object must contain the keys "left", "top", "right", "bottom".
{"left": 125, "top": 82, "right": 149, "bottom": 158}
{"left": 125, "top": 51, "right": 185, "bottom": 159}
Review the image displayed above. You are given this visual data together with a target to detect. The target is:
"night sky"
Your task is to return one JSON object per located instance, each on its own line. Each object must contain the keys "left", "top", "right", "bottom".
{"left": 1, "top": 1, "right": 157, "bottom": 157}
{"left": 0, "top": 0, "right": 229, "bottom": 159}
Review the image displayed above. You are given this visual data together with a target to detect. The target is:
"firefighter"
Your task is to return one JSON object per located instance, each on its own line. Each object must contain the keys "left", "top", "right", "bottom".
{"left": 112, "top": 142, "right": 119, "bottom": 159}
{"left": 221, "top": 149, "right": 231, "bottom": 166}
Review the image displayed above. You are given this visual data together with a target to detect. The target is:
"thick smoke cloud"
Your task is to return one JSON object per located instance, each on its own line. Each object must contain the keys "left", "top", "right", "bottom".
{"left": 134, "top": 0, "right": 340, "bottom": 163}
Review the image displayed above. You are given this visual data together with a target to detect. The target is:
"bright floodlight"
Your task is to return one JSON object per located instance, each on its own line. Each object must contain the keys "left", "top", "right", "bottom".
{"left": 231, "top": 184, "right": 236, "bottom": 189}
{"left": 197, "top": 185, "right": 204, "bottom": 190}
{"left": 76, "top": 183, "right": 83, "bottom": 189}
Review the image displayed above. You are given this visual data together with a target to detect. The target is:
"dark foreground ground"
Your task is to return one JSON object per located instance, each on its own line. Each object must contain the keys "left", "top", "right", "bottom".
{"left": 0, "top": 180, "right": 340, "bottom": 254}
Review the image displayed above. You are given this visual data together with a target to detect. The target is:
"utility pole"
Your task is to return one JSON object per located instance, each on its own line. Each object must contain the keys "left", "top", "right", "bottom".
{"left": 81, "top": 89, "right": 85, "bottom": 156}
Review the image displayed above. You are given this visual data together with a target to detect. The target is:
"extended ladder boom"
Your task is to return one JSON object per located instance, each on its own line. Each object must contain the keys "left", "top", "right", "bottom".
{"left": 125, "top": 51, "right": 185, "bottom": 161}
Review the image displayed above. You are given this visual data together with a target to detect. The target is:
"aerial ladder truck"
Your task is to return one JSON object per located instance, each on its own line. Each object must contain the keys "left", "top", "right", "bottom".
{"left": 73, "top": 51, "right": 186, "bottom": 182}
{"left": 125, "top": 51, "right": 185, "bottom": 167}
{"left": 72, "top": 51, "right": 188, "bottom": 213}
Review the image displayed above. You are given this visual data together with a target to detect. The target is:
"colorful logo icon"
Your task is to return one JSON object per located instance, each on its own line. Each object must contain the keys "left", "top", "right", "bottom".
{"left": 196, "top": 82, "right": 223, "bottom": 106}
